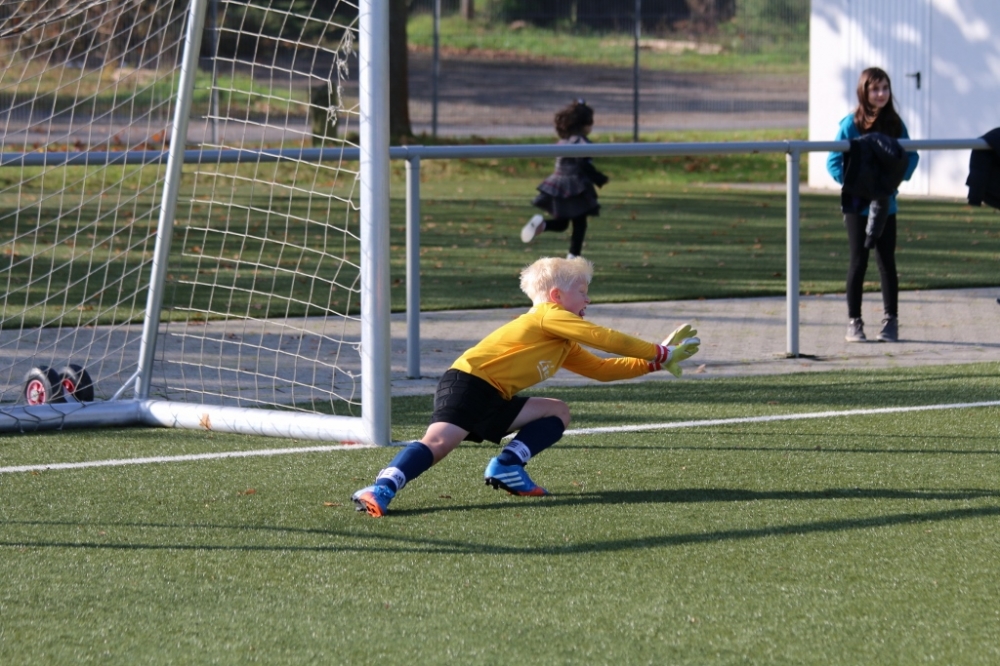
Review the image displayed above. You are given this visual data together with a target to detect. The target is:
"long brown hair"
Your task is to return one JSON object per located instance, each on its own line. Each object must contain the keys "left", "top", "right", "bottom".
{"left": 853, "top": 67, "right": 902, "bottom": 137}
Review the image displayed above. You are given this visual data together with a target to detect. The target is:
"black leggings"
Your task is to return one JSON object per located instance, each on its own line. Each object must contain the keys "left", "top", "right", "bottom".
{"left": 544, "top": 215, "right": 588, "bottom": 257}
{"left": 844, "top": 212, "right": 898, "bottom": 320}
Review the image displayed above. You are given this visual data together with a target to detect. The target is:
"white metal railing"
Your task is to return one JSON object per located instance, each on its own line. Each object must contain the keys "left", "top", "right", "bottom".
{"left": 1, "top": 137, "right": 990, "bottom": 379}
{"left": 389, "top": 138, "right": 991, "bottom": 377}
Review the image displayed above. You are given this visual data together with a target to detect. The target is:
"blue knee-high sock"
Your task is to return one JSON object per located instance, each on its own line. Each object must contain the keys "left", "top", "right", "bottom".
{"left": 496, "top": 416, "right": 565, "bottom": 466}
{"left": 374, "top": 441, "right": 434, "bottom": 492}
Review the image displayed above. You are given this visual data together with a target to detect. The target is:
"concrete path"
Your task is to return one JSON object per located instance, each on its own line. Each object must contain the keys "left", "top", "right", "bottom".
{"left": 389, "top": 288, "right": 1000, "bottom": 395}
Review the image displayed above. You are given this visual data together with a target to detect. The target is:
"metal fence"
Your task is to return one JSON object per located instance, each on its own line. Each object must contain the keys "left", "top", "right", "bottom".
{"left": 0, "top": 1, "right": 809, "bottom": 147}
{"left": 405, "top": 0, "right": 809, "bottom": 138}
{"left": 7, "top": 136, "right": 988, "bottom": 375}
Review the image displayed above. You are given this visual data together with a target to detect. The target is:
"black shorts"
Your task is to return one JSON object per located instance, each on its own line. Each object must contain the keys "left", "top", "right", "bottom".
{"left": 430, "top": 369, "right": 528, "bottom": 444}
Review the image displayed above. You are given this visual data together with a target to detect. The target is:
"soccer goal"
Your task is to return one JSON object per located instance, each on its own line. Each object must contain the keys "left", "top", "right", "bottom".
{"left": 0, "top": 0, "right": 391, "bottom": 444}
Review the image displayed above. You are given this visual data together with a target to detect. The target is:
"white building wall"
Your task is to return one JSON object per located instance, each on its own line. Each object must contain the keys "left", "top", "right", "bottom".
{"left": 808, "top": 0, "right": 1000, "bottom": 197}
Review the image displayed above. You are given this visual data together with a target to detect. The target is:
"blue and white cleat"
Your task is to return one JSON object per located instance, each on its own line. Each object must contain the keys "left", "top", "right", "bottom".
{"left": 484, "top": 457, "right": 549, "bottom": 496}
{"left": 351, "top": 484, "right": 395, "bottom": 517}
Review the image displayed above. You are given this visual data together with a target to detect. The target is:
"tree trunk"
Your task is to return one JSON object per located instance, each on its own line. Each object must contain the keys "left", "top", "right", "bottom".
{"left": 685, "top": 0, "right": 726, "bottom": 32}
{"left": 389, "top": 0, "right": 412, "bottom": 141}
{"left": 460, "top": 0, "right": 475, "bottom": 20}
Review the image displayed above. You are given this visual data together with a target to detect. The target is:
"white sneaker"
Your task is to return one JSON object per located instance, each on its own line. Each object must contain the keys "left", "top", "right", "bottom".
{"left": 566, "top": 253, "right": 578, "bottom": 259}
{"left": 521, "top": 215, "right": 544, "bottom": 243}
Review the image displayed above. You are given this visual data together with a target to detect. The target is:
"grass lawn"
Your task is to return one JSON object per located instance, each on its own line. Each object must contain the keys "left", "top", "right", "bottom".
{"left": 402, "top": 184, "right": 1000, "bottom": 309}
{"left": 2, "top": 128, "right": 998, "bottom": 325}
{"left": 407, "top": 14, "right": 809, "bottom": 75}
{"left": 2, "top": 363, "right": 999, "bottom": 663}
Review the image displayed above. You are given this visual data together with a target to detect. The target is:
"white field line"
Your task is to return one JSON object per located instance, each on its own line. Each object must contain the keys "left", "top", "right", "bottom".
{"left": 563, "top": 400, "right": 1000, "bottom": 436}
{"left": 2, "top": 400, "right": 999, "bottom": 475}
{"left": 0, "top": 443, "right": 376, "bottom": 475}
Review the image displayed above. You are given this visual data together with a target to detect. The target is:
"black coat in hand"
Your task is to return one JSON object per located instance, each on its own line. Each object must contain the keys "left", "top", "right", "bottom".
{"left": 966, "top": 127, "right": 1000, "bottom": 210}
{"left": 841, "top": 132, "right": 910, "bottom": 247}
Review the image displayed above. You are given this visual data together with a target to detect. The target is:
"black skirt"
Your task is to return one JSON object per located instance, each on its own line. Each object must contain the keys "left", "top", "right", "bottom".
{"left": 532, "top": 187, "right": 600, "bottom": 219}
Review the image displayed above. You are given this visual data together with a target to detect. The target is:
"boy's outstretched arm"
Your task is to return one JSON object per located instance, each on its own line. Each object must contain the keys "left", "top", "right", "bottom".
{"left": 561, "top": 334, "right": 701, "bottom": 381}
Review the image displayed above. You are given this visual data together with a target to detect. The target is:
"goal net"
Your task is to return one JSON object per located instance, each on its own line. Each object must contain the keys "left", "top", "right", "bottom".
{"left": 0, "top": 0, "right": 390, "bottom": 443}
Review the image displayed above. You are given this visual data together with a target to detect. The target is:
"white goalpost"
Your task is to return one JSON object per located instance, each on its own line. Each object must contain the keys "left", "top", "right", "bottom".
{"left": 0, "top": 0, "right": 391, "bottom": 445}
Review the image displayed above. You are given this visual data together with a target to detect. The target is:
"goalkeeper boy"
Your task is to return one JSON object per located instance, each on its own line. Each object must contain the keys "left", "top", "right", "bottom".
{"left": 351, "top": 256, "right": 701, "bottom": 517}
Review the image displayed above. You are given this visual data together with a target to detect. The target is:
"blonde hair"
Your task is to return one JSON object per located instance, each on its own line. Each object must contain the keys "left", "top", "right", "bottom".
{"left": 519, "top": 256, "right": 594, "bottom": 305}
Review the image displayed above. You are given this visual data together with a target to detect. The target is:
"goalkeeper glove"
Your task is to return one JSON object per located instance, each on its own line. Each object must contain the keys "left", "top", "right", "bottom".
{"left": 648, "top": 337, "right": 701, "bottom": 377}
{"left": 662, "top": 322, "right": 698, "bottom": 348}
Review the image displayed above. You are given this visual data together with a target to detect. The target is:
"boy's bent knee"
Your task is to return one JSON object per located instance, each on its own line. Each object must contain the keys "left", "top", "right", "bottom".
{"left": 560, "top": 407, "right": 571, "bottom": 428}
{"left": 420, "top": 436, "right": 462, "bottom": 463}
{"left": 551, "top": 401, "right": 571, "bottom": 428}
{"left": 420, "top": 422, "right": 469, "bottom": 463}
{"left": 516, "top": 396, "right": 571, "bottom": 431}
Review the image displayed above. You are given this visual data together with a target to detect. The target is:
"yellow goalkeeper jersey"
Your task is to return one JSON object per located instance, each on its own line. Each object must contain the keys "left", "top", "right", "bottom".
{"left": 451, "top": 302, "right": 659, "bottom": 400}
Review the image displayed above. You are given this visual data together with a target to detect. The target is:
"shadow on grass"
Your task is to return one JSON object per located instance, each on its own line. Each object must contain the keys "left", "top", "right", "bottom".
{"left": 4, "top": 488, "right": 999, "bottom": 555}
{"left": 557, "top": 430, "right": 1000, "bottom": 455}
{"left": 391, "top": 366, "right": 1000, "bottom": 435}
{"left": 550, "top": 370, "right": 1000, "bottom": 410}
{"left": 394, "top": 367, "right": 1000, "bottom": 422}
{"left": 397, "top": 486, "right": 1000, "bottom": 514}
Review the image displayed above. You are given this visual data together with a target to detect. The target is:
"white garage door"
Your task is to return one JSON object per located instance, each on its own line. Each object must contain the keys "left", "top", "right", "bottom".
{"left": 845, "top": 0, "right": 931, "bottom": 194}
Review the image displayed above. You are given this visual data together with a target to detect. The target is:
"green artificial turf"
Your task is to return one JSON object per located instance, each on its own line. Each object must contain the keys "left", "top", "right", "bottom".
{"left": 2, "top": 363, "right": 1000, "bottom": 664}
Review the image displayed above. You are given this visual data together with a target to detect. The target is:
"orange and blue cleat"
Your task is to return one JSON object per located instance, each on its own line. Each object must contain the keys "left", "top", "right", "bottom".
{"left": 351, "top": 485, "right": 395, "bottom": 517}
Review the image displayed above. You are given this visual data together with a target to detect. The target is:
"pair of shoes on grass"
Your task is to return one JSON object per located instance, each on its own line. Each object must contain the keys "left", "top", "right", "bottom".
{"left": 352, "top": 458, "right": 547, "bottom": 517}
{"left": 845, "top": 316, "right": 898, "bottom": 343}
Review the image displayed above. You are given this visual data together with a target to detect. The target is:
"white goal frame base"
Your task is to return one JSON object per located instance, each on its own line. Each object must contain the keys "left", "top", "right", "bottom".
{"left": 0, "top": 402, "right": 372, "bottom": 444}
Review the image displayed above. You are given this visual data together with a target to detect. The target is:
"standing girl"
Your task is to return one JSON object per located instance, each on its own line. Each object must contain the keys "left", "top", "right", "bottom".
{"left": 521, "top": 100, "right": 608, "bottom": 259}
{"left": 827, "top": 67, "right": 919, "bottom": 343}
